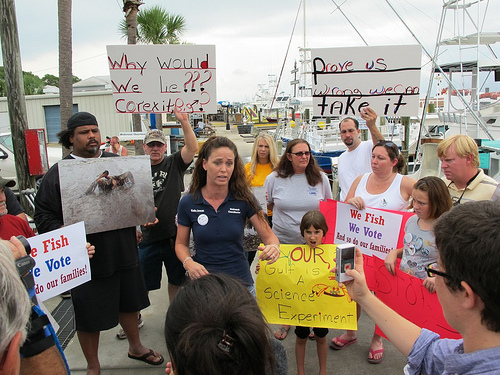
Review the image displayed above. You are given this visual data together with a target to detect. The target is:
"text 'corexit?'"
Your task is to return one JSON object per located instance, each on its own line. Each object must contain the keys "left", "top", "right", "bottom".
{"left": 107, "top": 44, "right": 216, "bottom": 114}
{"left": 311, "top": 45, "right": 421, "bottom": 117}
{"left": 256, "top": 244, "right": 357, "bottom": 329}
{"left": 27, "top": 222, "right": 90, "bottom": 301}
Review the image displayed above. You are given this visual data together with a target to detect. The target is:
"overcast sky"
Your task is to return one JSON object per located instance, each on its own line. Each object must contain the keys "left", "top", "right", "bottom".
{"left": 5, "top": 0, "right": 500, "bottom": 102}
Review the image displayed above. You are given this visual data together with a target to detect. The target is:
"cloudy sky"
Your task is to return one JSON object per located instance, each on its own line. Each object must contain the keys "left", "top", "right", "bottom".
{"left": 5, "top": 0, "right": 500, "bottom": 102}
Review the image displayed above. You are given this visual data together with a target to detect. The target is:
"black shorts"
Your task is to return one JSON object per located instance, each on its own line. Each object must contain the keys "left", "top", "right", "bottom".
{"left": 294, "top": 326, "right": 329, "bottom": 339}
{"left": 138, "top": 236, "right": 186, "bottom": 289}
{"left": 71, "top": 265, "right": 150, "bottom": 332}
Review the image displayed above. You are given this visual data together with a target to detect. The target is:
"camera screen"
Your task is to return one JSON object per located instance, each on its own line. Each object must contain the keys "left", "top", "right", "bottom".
{"left": 341, "top": 247, "right": 354, "bottom": 260}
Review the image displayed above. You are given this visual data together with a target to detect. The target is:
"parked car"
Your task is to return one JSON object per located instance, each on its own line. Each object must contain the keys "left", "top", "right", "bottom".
{"left": 0, "top": 132, "right": 62, "bottom": 192}
{"left": 0, "top": 132, "right": 18, "bottom": 188}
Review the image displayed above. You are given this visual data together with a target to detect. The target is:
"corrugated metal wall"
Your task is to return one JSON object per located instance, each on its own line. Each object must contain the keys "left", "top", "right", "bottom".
{"left": 0, "top": 91, "right": 134, "bottom": 143}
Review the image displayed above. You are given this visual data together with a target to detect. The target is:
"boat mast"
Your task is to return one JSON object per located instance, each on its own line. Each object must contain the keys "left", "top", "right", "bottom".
{"left": 386, "top": 0, "right": 495, "bottom": 141}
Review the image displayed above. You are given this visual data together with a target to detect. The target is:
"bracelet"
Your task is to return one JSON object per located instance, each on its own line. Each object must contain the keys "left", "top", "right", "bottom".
{"left": 182, "top": 256, "right": 193, "bottom": 268}
{"left": 268, "top": 244, "right": 280, "bottom": 252}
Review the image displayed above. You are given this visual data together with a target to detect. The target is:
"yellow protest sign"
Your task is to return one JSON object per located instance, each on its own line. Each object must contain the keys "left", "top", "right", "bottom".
{"left": 256, "top": 244, "right": 357, "bottom": 329}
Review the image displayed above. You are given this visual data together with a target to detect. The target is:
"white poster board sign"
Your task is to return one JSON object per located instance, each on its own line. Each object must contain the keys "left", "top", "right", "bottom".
{"left": 334, "top": 202, "right": 403, "bottom": 259}
{"left": 311, "top": 45, "right": 421, "bottom": 117}
{"left": 28, "top": 222, "right": 90, "bottom": 301}
{"left": 107, "top": 44, "right": 216, "bottom": 114}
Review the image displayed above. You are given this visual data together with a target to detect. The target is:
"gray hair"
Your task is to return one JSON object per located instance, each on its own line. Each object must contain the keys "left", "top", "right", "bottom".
{"left": 0, "top": 241, "right": 31, "bottom": 355}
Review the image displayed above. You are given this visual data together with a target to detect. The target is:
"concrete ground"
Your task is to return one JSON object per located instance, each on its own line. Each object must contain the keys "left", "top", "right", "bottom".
{"left": 49, "top": 122, "right": 408, "bottom": 374}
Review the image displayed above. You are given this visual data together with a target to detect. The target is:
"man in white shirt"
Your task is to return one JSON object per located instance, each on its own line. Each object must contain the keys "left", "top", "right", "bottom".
{"left": 337, "top": 107, "right": 384, "bottom": 201}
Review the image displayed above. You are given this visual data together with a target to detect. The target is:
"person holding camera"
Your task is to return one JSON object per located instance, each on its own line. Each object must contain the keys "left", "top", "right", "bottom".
{"left": 0, "top": 238, "right": 31, "bottom": 375}
{"left": 340, "top": 200, "right": 500, "bottom": 374}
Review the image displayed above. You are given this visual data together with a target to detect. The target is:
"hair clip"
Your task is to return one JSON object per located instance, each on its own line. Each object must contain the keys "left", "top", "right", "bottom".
{"left": 217, "top": 331, "right": 235, "bottom": 353}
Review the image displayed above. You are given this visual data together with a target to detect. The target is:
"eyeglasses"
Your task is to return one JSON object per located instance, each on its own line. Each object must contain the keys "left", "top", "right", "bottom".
{"left": 290, "top": 151, "right": 311, "bottom": 157}
{"left": 425, "top": 262, "right": 452, "bottom": 280}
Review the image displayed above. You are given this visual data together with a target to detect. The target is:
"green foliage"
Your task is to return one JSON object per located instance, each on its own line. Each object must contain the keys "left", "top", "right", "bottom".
{"left": 22, "top": 72, "right": 44, "bottom": 95}
{"left": 119, "top": 5, "right": 186, "bottom": 45}
{"left": 42, "top": 74, "right": 59, "bottom": 87}
{"left": 0, "top": 67, "right": 81, "bottom": 96}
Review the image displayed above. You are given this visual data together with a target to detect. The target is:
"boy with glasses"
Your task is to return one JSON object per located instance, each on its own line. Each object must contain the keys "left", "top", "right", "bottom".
{"left": 342, "top": 200, "right": 500, "bottom": 374}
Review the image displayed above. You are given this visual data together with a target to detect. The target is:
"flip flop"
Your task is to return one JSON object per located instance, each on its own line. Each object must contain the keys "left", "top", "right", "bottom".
{"left": 367, "top": 347, "right": 384, "bottom": 364}
{"left": 128, "top": 349, "right": 164, "bottom": 366}
{"left": 308, "top": 332, "right": 315, "bottom": 340}
{"left": 274, "top": 326, "right": 290, "bottom": 340}
{"left": 329, "top": 335, "right": 358, "bottom": 350}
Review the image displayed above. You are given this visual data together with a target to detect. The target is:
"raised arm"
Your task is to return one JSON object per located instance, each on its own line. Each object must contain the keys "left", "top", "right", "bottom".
{"left": 360, "top": 107, "right": 384, "bottom": 145}
{"left": 175, "top": 108, "right": 198, "bottom": 164}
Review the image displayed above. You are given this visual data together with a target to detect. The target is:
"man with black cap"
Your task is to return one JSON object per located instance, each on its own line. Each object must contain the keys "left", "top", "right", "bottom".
{"left": 34, "top": 112, "right": 164, "bottom": 374}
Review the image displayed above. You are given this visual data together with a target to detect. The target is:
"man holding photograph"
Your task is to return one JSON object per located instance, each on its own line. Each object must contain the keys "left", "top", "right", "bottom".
{"left": 34, "top": 112, "right": 164, "bottom": 375}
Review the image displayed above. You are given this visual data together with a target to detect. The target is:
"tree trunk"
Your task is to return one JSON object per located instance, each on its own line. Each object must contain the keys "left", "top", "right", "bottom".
{"left": 0, "top": 0, "right": 35, "bottom": 214}
{"left": 58, "top": 0, "right": 73, "bottom": 158}
{"left": 123, "top": 0, "right": 144, "bottom": 155}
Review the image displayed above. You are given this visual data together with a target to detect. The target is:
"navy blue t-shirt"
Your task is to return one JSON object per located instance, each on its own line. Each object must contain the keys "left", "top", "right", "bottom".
{"left": 177, "top": 192, "right": 256, "bottom": 285}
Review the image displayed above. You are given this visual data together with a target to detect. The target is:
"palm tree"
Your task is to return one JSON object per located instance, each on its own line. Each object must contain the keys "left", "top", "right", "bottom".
{"left": 120, "top": 5, "right": 186, "bottom": 130}
{"left": 58, "top": 0, "right": 73, "bottom": 157}
{"left": 120, "top": 5, "right": 186, "bottom": 45}
{"left": 122, "top": 0, "right": 143, "bottom": 154}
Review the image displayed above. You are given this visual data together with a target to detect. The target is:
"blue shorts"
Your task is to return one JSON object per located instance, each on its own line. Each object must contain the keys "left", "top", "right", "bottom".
{"left": 138, "top": 236, "right": 186, "bottom": 290}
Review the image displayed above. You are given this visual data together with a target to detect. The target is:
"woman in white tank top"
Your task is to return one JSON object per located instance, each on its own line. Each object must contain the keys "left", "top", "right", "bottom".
{"left": 346, "top": 140, "right": 415, "bottom": 211}
{"left": 330, "top": 140, "right": 416, "bottom": 363}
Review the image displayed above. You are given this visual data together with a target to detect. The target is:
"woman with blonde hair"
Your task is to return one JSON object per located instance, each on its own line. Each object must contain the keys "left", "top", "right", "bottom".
{"left": 245, "top": 133, "right": 280, "bottom": 186}
{"left": 244, "top": 133, "right": 280, "bottom": 266}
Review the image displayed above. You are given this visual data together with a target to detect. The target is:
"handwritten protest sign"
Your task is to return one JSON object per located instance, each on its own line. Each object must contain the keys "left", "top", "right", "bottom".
{"left": 321, "top": 200, "right": 408, "bottom": 259}
{"left": 311, "top": 45, "right": 421, "bottom": 117}
{"left": 372, "top": 256, "right": 461, "bottom": 339}
{"left": 107, "top": 44, "right": 216, "bottom": 114}
{"left": 256, "top": 244, "right": 357, "bottom": 329}
{"left": 27, "top": 222, "right": 90, "bottom": 301}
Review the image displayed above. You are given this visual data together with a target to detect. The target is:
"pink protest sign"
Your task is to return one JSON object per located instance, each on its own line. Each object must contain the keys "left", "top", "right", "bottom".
{"left": 372, "top": 256, "right": 461, "bottom": 339}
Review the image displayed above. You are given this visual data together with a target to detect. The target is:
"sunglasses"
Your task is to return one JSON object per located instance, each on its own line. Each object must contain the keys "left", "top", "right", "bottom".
{"left": 146, "top": 141, "right": 165, "bottom": 148}
{"left": 375, "top": 140, "right": 399, "bottom": 154}
{"left": 290, "top": 151, "right": 311, "bottom": 157}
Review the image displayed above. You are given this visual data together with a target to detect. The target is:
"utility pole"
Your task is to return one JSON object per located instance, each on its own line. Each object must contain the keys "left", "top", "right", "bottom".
{"left": 0, "top": 0, "right": 35, "bottom": 214}
{"left": 123, "top": 0, "right": 144, "bottom": 155}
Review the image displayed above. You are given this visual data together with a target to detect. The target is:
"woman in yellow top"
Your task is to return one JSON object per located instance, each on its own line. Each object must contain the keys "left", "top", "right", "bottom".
{"left": 244, "top": 133, "right": 280, "bottom": 266}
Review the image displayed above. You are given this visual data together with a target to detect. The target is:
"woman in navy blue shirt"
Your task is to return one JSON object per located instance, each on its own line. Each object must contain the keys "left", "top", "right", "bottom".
{"left": 176, "top": 136, "right": 280, "bottom": 289}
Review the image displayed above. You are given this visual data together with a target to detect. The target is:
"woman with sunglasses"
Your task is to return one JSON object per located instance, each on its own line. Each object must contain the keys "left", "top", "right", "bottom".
{"left": 330, "top": 140, "right": 416, "bottom": 364}
{"left": 264, "top": 139, "right": 332, "bottom": 340}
